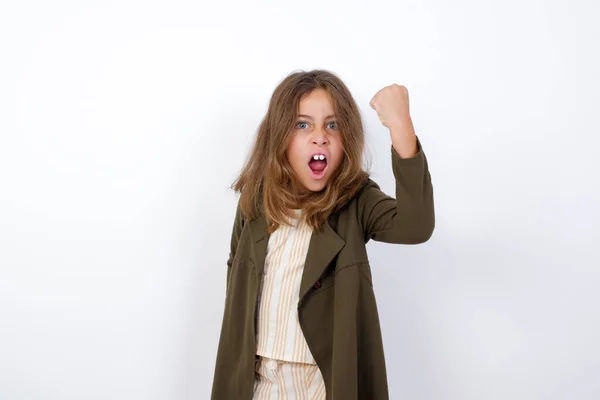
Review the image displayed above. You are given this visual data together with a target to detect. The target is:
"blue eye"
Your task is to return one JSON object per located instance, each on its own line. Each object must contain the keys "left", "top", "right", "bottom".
{"left": 295, "top": 121, "right": 338, "bottom": 130}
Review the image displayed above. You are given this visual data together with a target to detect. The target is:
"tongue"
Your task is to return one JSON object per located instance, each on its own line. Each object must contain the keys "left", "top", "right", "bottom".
{"left": 309, "top": 159, "right": 327, "bottom": 172}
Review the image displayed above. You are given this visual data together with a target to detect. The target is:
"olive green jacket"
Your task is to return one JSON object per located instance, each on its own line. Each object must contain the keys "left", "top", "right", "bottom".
{"left": 211, "top": 136, "right": 435, "bottom": 399}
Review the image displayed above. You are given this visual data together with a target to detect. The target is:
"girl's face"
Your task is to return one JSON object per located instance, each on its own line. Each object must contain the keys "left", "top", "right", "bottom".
{"left": 286, "top": 88, "right": 344, "bottom": 192}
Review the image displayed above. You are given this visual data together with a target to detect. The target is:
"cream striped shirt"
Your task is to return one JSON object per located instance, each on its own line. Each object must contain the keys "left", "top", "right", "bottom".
{"left": 255, "top": 209, "right": 316, "bottom": 364}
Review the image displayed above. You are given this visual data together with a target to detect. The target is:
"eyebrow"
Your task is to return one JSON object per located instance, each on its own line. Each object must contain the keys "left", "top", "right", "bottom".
{"left": 297, "top": 114, "right": 336, "bottom": 120}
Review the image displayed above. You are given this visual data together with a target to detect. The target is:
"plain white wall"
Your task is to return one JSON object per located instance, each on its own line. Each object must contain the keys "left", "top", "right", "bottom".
{"left": 1, "top": 0, "right": 599, "bottom": 399}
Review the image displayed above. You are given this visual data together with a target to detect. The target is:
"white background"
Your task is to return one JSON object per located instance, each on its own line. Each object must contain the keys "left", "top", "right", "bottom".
{"left": 1, "top": 0, "right": 599, "bottom": 399}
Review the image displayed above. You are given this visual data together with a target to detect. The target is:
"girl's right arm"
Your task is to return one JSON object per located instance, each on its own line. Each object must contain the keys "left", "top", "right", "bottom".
{"left": 226, "top": 200, "right": 245, "bottom": 293}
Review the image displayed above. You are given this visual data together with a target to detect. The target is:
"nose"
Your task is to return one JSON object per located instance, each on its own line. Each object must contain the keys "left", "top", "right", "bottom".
{"left": 312, "top": 129, "right": 329, "bottom": 146}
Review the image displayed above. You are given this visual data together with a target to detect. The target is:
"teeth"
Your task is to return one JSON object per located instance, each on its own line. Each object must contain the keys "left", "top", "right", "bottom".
{"left": 312, "top": 154, "right": 326, "bottom": 160}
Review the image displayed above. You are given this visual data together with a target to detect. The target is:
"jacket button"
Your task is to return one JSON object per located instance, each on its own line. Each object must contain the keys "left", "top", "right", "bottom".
{"left": 314, "top": 281, "right": 321, "bottom": 289}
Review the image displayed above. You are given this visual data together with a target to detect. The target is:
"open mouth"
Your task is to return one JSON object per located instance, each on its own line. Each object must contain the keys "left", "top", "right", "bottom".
{"left": 308, "top": 153, "right": 328, "bottom": 179}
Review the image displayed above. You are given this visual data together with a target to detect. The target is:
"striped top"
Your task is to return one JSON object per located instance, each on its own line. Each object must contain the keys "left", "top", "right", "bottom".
{"left": 255, "top": 209, "right": 316, "bottom": 364}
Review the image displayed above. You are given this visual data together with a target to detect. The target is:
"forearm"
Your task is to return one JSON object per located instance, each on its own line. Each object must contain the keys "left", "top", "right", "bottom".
{"left": 389, "top": 135, "right": 435, "bottom": 243}
{"left": 389, "top": 118, "right": 418, "bottom": 159}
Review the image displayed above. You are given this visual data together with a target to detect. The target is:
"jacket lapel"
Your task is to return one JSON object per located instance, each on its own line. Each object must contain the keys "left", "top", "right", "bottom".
{"left": 248, "top": 213, "right": 345, "bottom": 300}
{"left": 248, "top": 215, "right": 269, "bottom": 277}
{"left": 299, "top": 220, "right": 345, "bottom": 300}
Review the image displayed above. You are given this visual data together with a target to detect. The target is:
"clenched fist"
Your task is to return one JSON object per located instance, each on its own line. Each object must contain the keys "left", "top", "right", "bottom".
{"left": 370, "top": 84, "right": 418, "bottom": 158}
{"left": 369, "top": 84, "right": 411, "bottom": 130}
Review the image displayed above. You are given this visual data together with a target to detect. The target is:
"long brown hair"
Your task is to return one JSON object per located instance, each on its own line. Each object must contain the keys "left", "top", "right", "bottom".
{"left": 232, "top": 69, "right": 370, "bottom": 233}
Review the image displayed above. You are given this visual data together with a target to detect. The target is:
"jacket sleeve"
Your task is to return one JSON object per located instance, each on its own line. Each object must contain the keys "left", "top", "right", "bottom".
{"left": 359, "top": 135, "right": 435, "bottom": 244}
{"left": 226, "top": 199, "right": 245, "bottom": 292}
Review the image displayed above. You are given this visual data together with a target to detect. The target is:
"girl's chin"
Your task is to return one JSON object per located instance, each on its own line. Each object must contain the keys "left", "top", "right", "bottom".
{"left": 301, "top": 179, "right": 328, "bottom": 193}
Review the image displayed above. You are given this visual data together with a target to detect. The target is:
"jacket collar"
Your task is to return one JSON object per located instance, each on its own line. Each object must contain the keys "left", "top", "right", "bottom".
{"left": 247, "top": 213, "right": 345, "bottom": 300}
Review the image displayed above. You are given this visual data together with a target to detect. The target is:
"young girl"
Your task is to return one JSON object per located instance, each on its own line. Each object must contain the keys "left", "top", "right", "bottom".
{"left": 211, "top": 70, "right": 435, "bottom": 399}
